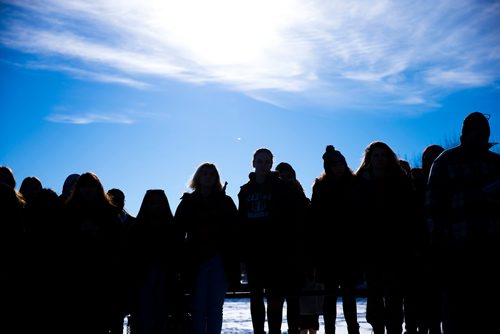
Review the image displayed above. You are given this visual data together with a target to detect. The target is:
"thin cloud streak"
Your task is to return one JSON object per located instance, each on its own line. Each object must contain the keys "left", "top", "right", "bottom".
{"left": 46, "top": 112, "right": 136, "bottom": 125}
{"left": 46, "top": 105, "right": 163, "bottom": 125}
{"left": 26, "top": 63, "right": 151, "bottom": 89}
{"left": 424, "top": 69, "right": 493, "bottom": 87}
{"left": 1, "top": 0, "right": 499, "bottom": 111}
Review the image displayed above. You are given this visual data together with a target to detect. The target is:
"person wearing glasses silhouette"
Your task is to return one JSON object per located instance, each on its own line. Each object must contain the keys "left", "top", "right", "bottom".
{"left": 426, "top": 112, "right": 500, "bottom": 334}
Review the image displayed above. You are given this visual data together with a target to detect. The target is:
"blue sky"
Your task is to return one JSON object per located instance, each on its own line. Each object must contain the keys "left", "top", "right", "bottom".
{"left": 1, "top": 0, "right": 499, "bottom": 215}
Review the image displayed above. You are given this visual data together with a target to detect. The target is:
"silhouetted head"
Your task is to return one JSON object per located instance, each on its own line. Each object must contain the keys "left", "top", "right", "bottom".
{"left": 322, "top": 145, "right": 346, "bottom": 174}
{"left": 61, "top": 173, "right": 80, "bottom": 199}
{"left": 67, "top": 172, "right": 108, "bottom": 206}
{"left": 275, "top": 161, "right": 305, "bottom": 193}
{"left": 189, "top": 162, "right": 223, "bottom": 192}
{"left": 19, "top": 176, "right": 43, "bottom": 202}
{"left": 252, "top": 147, "right": 274, "bottom": 179}
{"left": 275, "top": 162, "right": 296, "bottom": 181}
{"left": 0, "top": 166, "right": 16, "bottom": 189}
{"left": 422, "top": 144, "right": 445, "bottom": 176}
{"left": 399, "top": 160, "right": 411, "bottom": 176}
{"left": 107, "top": 188, "right": 125, "bottom": 210}
{"left": 137, "top": 189, "right": 173, "bottom": 222}
{"left": 356, "top": 141, "right": 400, "bottom": 177}
{"left": 460, "top": 112, "right": 491, "bottom": 149}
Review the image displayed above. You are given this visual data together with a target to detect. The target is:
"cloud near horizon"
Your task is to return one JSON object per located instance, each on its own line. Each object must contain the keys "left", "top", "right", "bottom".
{"left": 1, "top": 0, "right": 499, "bottom": 113}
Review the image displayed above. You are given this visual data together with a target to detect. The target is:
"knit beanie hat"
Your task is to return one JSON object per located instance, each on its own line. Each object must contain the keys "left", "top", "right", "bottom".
{"left": 322, "top": 145, "right": 346, "bottom": 172}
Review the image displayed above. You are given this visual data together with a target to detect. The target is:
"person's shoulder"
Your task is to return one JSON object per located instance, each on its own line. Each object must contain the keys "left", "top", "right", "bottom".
{"left": 239, "top": 172, "right": 256, "bottom": 188}
{"left": 180, "top": 191, "right": 194, "bottom": 201}
{"left": 222, "top": 192, "right": 235, "bottom": 201}
{"left": 487, "top": 148, "right": 500, "bottom": 159}
{"left": 125, "top": 213, "right": 136, "bottom": 222}
{"left": 222, "top": 193, "right": 237, "bottom": 208}
{"left": 312, "top": 174, "right": 329, "bottom": 188}
{"left": 176, "top": 192, "right": 197, "bottom": 213}
{"left": 212, "top": 189, "right": 233, "bottom": 201}
{"left": 238, "top": 182, "right": 250, "bottom": 194}
{"left": 430, "top": 146, "right": 456, "bottom": 164}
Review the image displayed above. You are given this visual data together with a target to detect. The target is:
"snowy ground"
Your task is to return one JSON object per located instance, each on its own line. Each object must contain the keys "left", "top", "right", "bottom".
{"left": 222, "top": 297, "right": 372, "bottom": 334}
{"left": 122, "top": 297, "right": 373, "bottom": 333}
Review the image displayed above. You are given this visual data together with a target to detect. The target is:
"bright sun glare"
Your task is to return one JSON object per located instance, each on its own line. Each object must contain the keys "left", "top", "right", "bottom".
{"left": 143, "top": 0, "right": 309, "bottom": 66}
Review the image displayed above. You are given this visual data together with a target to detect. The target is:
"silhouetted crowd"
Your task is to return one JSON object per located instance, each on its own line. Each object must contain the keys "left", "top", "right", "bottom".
{"left": 1, "top": 112, "right": 499, "bottom": 334}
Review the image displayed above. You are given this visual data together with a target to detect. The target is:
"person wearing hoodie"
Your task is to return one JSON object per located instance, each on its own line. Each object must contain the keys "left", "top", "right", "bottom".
{"left": 238, "top": 148, "right": 300, "bottom": 334}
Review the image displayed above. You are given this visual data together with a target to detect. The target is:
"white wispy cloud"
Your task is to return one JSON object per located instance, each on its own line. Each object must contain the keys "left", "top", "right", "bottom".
{"left": 46, "top": 105, "right": 164, "bottom": 125}
{"left": 46, "top": 112, "right": 136, "bottom": 124}
{"left": 26, "top": 63, "right": 151, "bottom": 89}
{"left": 424, "top": 69, "right": 493, "bottom": 87}
{"left": 1, "top": 0, "right": 499, "bottom": 110}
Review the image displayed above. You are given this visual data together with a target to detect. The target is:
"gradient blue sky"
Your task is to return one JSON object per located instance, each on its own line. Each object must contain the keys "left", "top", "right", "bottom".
{"left": 1, "top": 0, "right": 499, "bottom": 215}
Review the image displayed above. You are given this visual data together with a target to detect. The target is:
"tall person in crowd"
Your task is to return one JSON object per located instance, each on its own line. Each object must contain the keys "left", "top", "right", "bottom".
{"left": 426, "top": 112, "right": 500, "bottom": 334}
{"left": 310, "top": 145, "right": 362, "bottom": 334}
{"left": 175, "top": 162, "right": 240, "bottom": 334}
{"left": 355, "top": 141, "right": 416, "bottom": 334}
{"left": 237, "top": 148, "right": 298, "bottom": 334}
{"left": 128, "top": 189, "right": 183, "bottom": 334}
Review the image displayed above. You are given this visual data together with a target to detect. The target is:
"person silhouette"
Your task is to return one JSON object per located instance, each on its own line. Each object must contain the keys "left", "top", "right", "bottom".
{"left": 237, "top": 148, "right": 300, "bottom": 334}
{"left": 355, "top": 141, "right": 416, "bottom": 334}
{"left": 21, "top": 187, "right": 67, "bottom": 334}
{"left": 311, "top": 145, "right": 362, "bottom": 334}
{"left": 275, "top": 161, "right": 310, "bottom": 334}
{"left": 405, "top": 144, "right": 445, "bottom": 334}
{"left": 128, "top": 189, "right": 183, "bottom": 334}
{"left": 107, "top": 187, "right": 137, "bottom": 334}
{"left": 175, "top": 162, "right": 239, "bottom": 334}
{"left": 0, "top": 181, "right": 25, "bottom": 333}
{"left": 62, "top": 172, "right": 123, "bottom": 334}
{"left": 426, "top": 112, "right": 500, "bottom": 334}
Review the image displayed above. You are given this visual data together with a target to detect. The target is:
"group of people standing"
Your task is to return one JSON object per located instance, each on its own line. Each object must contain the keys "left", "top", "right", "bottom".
{"left": 1, "top": 111, "right": 499, "bottom": 334}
